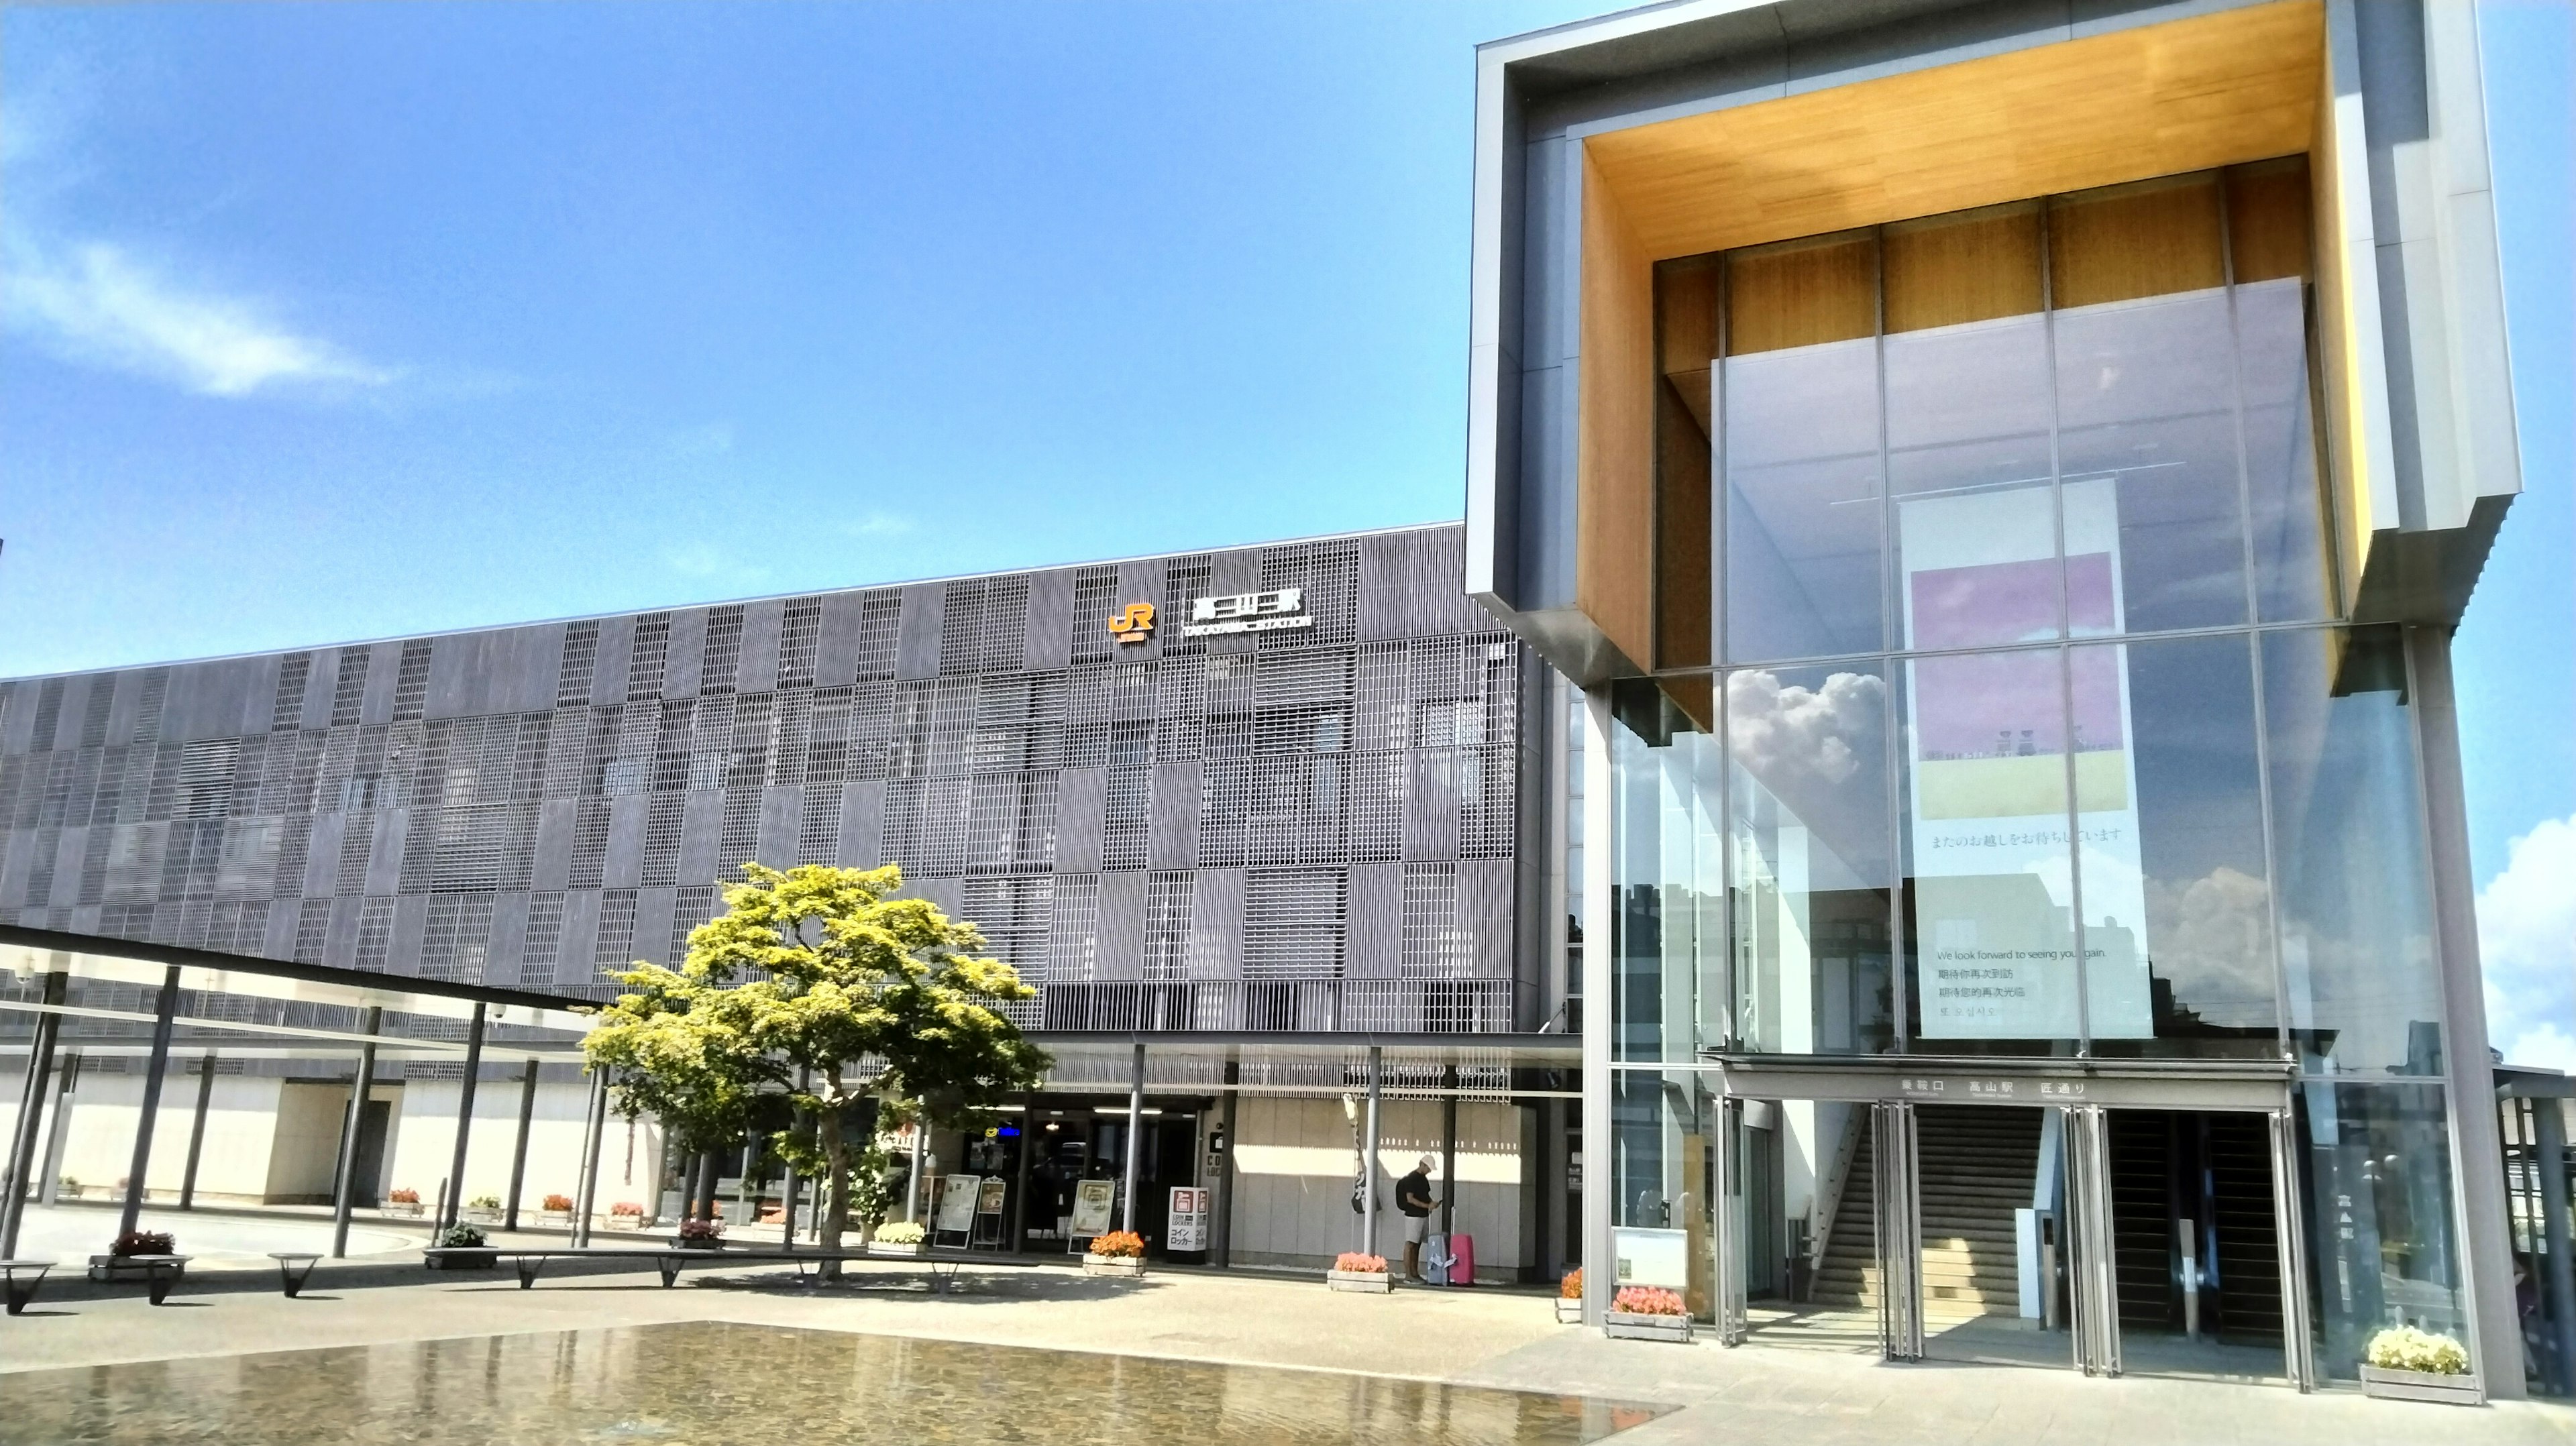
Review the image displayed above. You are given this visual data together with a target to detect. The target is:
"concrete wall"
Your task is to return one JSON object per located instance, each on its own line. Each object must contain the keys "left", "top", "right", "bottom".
{"left": 382, "top": 1078, "right": 659, "bottom": 1217}
{"left": 1228, "top": 1095, "right": 1525, "bottom": 1273}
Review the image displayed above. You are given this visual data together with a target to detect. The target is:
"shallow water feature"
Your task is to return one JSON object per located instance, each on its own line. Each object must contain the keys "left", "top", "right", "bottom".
{"left": 0, "top": 1320, "right": 1668, "bottom": 1444}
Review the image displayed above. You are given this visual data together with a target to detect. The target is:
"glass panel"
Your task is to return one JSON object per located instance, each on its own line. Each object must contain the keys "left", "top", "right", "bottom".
{"left": 1609, "top": 681, "right": 1724, "bottom": 1062}
{"left": 1723, "top": 336, "right": 1884, "bottom": 662}
{"left": 1609, "top": 1068, "right": 1716, "bottom": 1319}
{"left": 2239, "top": 276, "right": 2335, "bottom": 622}
{"left": 1725, "top": 663, "right": 1894, "bottom": 1055}
{"left": 2261, "top": 628, "right": 2444, "bottom": 1074}
{"left": 2053, "top": 286, "right": 2249, "bottom": 633}
{"left": 1898, "top": 647, "right": 2082, "bottom": 1054}
{"left": 1888, "top": 311, "right": 2056, "bottom": 651}
{"left": 2302, "top": 1081, "right": 2469, "bottom": 1378}
{"left": 2074, "top": 634, "right": 2279, "bottom": 1058}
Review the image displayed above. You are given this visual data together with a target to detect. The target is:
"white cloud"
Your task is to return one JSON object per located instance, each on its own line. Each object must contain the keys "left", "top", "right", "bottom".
{"left": 4, "top": 240, "right": 392, "bottom": 398}
{"left": 2479, "top": 813, "right": 2576, "bottom": 1070}
{"left": 660, "top": 544, "right": 773, "bottom": 587}
{"left": 843, "top": 512, "right": 913, "bottom": 538}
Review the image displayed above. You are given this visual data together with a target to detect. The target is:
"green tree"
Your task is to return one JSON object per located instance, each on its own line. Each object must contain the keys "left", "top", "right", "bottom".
{"left": 583, "top": 863, "right": 1047, "bottom": 1272}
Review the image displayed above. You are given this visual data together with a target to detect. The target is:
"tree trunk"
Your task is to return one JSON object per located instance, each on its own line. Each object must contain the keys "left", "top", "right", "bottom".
{"left": 817, "top": 1091, "right": 850, "bottom": 1278}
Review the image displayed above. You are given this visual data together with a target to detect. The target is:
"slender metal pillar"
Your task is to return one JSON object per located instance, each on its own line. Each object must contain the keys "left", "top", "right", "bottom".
{"left": 502, "top": 1059, "right": 539, "bottom": 1232}
{"left": 1120, "top": 1040, "right": 1145, "bottom": 1233}
{"left": 438, "top": 1001, "right": 488, "bottom": 1233}
{"left": 1213, "top": 1058, "right": 1239, "bottom": 1268}
{"left": 331, "top": 1007, "right": 383, "bottom": 1258}
{"left": 735, "top": 1127, "right": 757, "bottom": 1225}
{"left": 2269, "top": 1105, "right": 2316, "bottom": 1391}
{"left": 178, "top": 1052, "right": 217, "bottom": 1211}
{"left": 1714, "top": 1095, "right": 1748, "bottom": 1345}
{"left": 1361, "top": 1045, "right": 1383, "bottom": 1257}
{"left": 571, "top": 1067, "right": 608, "bottom": 1246}
{"left": 1577, "top": 687, "right": 1614, "bottom": 1327}
{"left": 2064, "top": 1105, "right": 2123, "bottom": 1378}
{"left": 1872, "top": 1101, "right": 1923, "bottom": 1362}
{"left": 115, "top": 966, "right": 182, "bottom": 1238}
{"left": 779, "top": 1068, "right": 808, "bottom": 1248}
{"left": 1440, "top": 1063, "right": 1459, "bottom": 1237}
{"left": 1009, "top": 1092, "right": 1035, "bottom": 1252}
{"left": 0, "top": 970, "right": 68, "bottom": 1259}
{"left": 38, "top": 1053, "right": 77, "bottom": 1206}
{"left": 904, "top": 1107, "right": 926, "bottom": 1223}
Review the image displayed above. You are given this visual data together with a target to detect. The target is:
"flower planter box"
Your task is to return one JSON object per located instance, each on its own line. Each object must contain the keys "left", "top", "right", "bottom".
{"left": 1556, "top": 1298, "right": 1584, "bottom": 1324}
{"left": 2359, "top": 1366, "right": 2483, "bottom": 1406}
{"left": 1326, "top": 1269, "right": 1392, "bottom": 1294}
{"left": 1603, "top": 1311, "right": 1694, "bottom": 1344}
{"left": 673, "top": 1237, "right": 724, "bottom": 1252}
{"left": 868, "top": 1241, "right": 925, "bottom": 1258}
{"left": 1082, "top": 1254, "right": 1146, "bottom": 1278}
{"left": 606, "top": 1215, "right": 646, "bottom": 1231}
{"left": 381, "top": 1202, "right": 425, "bottom": 1218}
{"left": 87, "top": 1254, "right": 189, "bottom": 1284}
{"left": 423, "top": 1249, "right": 496, "bottom": 1271}
{"left": 462, "top": 1208, "right": 503, "bottom": 1225}
{"left": 538, "top": 1210, "right": 573, "bottom": 1227}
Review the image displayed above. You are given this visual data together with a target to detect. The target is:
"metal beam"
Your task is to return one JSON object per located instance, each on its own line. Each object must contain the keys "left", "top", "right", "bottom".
{"left": 504, "top": 1058, "right": 539, "bottom": 1233}
{"left": 115, "top": 965, "right": 182, "bottom": 1239}
{"left": 178, "top": 1052, "right": 216, "bottom": 1211}
{"left": 0, "top": 970, "right": 66, "bottom": 1258}
{"left": 1120, "top": 1040, "right": 1145, "bottom": 1233}
{"left": 331, "top": 1007, "right": 382, "bottom": 1258}
{"left": 439, "top": 1002, "right": 488, "bottom": 1233}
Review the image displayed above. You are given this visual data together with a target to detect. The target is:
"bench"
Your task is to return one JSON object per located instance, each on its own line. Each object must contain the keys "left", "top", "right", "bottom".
{"left": 1, "top": 1259, "right": 54, "bottom": 1315}
{"left": 423, "top": 1245, "right": 904, "bottom": 1290}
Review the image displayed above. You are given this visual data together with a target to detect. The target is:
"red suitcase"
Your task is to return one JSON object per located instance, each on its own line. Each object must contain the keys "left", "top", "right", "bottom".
{"left": 1447, "top": 1231, "right": 1474, "bottom": 1286}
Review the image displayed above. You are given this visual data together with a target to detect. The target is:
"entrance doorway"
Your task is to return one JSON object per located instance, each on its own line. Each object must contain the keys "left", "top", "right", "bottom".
{"left": 1016, "top": 1102, "right": 1203, "bottom": 1258}
{"left": 1710, "top": 1065, "right": 2313, "bottom": 1387}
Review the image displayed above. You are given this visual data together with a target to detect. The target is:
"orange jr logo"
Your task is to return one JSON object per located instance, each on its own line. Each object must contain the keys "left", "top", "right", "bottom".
{"left": 1108, "top": 602, "right": 1156, "bottom": 644}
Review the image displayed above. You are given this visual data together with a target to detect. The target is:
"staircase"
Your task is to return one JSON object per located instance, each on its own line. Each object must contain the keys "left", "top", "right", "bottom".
{"left": 1813, "top": 1105, "right": 2041, "bottom": 1319}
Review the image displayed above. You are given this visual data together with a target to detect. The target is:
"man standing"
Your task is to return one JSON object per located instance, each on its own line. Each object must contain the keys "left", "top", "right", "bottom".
{"left": 1396, "top": 1154, "right": 1442, "bottom": 1283}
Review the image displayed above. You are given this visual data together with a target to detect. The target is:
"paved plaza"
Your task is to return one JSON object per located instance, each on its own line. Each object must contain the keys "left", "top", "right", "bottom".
{"left": 3, "top": 1242, "right": 2569, "bottom": 1445}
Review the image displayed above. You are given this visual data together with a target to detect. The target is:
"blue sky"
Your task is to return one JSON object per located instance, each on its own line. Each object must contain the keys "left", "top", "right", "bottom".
{"left": 3, "top": 3, "right": 2569, "bottom": 1056}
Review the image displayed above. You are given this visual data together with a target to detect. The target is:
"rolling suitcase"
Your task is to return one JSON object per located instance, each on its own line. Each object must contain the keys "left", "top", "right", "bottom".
{"left": 1447, "top": 1231, "right": 1474, "bottom": 1286}
{"left": 1422, "top": 1233, "right": 1450, "bottom": 1286}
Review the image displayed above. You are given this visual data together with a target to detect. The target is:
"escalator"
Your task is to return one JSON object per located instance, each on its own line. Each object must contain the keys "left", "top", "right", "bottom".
{"left": 2104, "top": 1111, "right": 2282, "bottom": 1347}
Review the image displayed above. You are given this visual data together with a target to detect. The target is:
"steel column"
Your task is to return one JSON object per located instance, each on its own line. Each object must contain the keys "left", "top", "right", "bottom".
{"left": 1578, "top": 687, "right": 1614, "bottom": 1327}
{"left": 0, "top": 970, "right": 67, "bottom": 1259}
{"left": 1715, "top": 1096, "right": 1748, "bottom": 1345}
{"left": 1121, "top": 1040, "right": 1145, "bottom": 1233}
{"left": 504, "top": 1059, "right": 539, "bottom": 1233}
{"left": 778, "top": 1066, "right": 808, "bottom": 1248}
{"left": 2269, "top": 1106, "right": 2316, "bottom": 1391}
{"left": 904, "top": 1106, "right": 926, "bottom": 1223}
{"left": 571, "top": 1067, "right": 608, "bottom": 1246}
{"left": 38, "top": 1053, "right": 76, "bottom": 1205}
{"left": 115, "top": 965, "right": 182, "bottom": 1238}
{"left": 1362, "top": 1044, "right": 1383, "bottom": 1258}
{"left": 1872, "top": 1101, "right": 1923, "bottom": 1361}
{"left": 2064, "top": 1105, "right": 2124, "bottom": 1378}
{"left": 177, "top": 1052, "right": 217, "bottom": 1211}
{"left": 1440, "top": 1063, "right": 1459, "bottom": 1237}
{"left": 438, "top": 1001, "right": 488, "bottom": 1233}
{"left": 1009, "top": 1092, "right": 1035, "bottom": 1252}
{"left": 1213, "top": 1058, "right": 1239, "bottom": 1268}
{"left": 331, "top": 1007, "right": 383, "bottom": 1258}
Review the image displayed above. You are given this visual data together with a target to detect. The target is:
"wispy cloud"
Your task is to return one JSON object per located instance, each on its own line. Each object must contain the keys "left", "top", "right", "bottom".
{"left": 844, "top": 511, "right": 913, "bottom": 539}
{"left": 5, "top": 240, "right": 394, "bottom": 398}
{"left": 661, "top": 544, "right": 773, "bottom": 588}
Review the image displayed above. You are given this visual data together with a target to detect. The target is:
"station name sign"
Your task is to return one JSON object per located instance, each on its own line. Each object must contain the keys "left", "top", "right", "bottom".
{"left": 1182, "top": 588, "right": 1310, "bottom": 638}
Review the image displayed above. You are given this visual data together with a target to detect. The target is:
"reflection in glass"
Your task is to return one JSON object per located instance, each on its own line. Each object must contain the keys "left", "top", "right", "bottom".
{"left": 1725, "top": 665, "right": 1894, "bottom": 1054}
{"left": 1610, "top": 683, "right": 1723, "bottom": 1062}
{"left": 1898, "top": 650, "right": 2080, "bottom": 1053}
{"left": 2261, "top": 628, "right": 2444, "bottom": 1074}
{"left": 2239, "top": 276, "right": 2334, "bottom": 621}
{"left": 2076, "top": 634, "right": 2278, "bottom": 1058}
{"left": 1886, "top": 312, "right": 2058, "bottom": 651}
{"left": 2303, "top": 1082, "right": 2467, "bottom": 1378}
{"left": 1611, "top": 1068, "right": 1715, "bottom": 1319}
{"left": 2054, "top": 288, "right": 2249, "bottom": 632}
{"left": 1724, "top": 336, "right": 1884, "bottom": 662}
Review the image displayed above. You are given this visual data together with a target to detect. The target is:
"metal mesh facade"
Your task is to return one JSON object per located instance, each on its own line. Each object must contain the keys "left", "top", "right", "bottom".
{"left": 0, "top": 524, "right": 1537, "bottom": 1031}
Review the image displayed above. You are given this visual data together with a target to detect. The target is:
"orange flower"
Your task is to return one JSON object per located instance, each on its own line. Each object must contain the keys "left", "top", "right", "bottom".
{"left": 1090, "top": 1230, "right": 1146, "bottom": 1259}
{"left": 1334, "top": 1252, "right": 1387, "bottom": 1273}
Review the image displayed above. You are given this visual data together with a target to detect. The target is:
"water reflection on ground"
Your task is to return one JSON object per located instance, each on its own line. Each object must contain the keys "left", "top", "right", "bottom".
{"left": 0, "top": 1321, "right": 1669, "bottom": 1445}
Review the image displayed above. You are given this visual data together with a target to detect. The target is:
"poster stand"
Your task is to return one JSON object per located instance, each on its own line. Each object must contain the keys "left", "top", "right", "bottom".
{"left": 932, "top": 1174, "right": 982, "bottom": 1250}
{"left": 970, "top": 1177, "right": 1008, "bottom": 1249}
{"left": 1067, "top": 1178, "right": 1117, "bottom": 1254}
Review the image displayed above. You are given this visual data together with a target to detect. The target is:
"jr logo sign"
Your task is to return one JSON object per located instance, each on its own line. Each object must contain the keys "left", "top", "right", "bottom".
{"left": 1108, "top": 602, "right": 1155, "bottom": 645}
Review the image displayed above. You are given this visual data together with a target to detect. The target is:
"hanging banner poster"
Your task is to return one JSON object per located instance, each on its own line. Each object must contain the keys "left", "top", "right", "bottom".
{"left": 1900, "top": 478, "right": 2150, "bottom": 1040}
{"left": 1069, "top": 1178, "right": 1118, "bottom": 1236}
{"left": 935, "top": 1174, "right": 983, "bottom": 1234}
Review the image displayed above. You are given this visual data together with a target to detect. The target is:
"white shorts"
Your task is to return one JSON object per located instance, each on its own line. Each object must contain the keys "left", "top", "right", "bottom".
{"left": 1404, "top": 1215, "right": 1430, "bottom": 1245}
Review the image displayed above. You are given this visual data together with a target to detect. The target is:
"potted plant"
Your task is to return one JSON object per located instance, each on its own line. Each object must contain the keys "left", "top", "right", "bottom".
{"left": 674, "top": 1219, "right": 725, "bottom": 1251}
{"left": 2359, "top": 1326, "right": 2479, "bottom": 1405}
{"left": 87, "top": 1230, "right": 182, "bottom": 1283}
{"left": 869, "top": 1221, "right": 927, "bottom": 1258}
{"left": 1604, "top": 1285, "right": 1694, "bottom": 1343}
{"left": 1326, "top": 1252, "right": 1392, "bottom": 1293}
{"left": 608, "top": 1201, "right": 646, "bottom": 1231}
{"left": 426, "top": 1225, "right": 496, "bottom": 1270}
{"left": 1083, "top": 1230, "right": 1148, "bottom": 1278}
{"left": 384, "top": 1187, "right": 424, "bottom": 1218}
{"left": 464, "top": 1192, "right": 504, "bottom": 1223}
{"left": 1556, "top": 1269, "right": 1585, "bottom": 1324}
{"left": 540, "top": 1193, "right": 576, "bottom": 1225}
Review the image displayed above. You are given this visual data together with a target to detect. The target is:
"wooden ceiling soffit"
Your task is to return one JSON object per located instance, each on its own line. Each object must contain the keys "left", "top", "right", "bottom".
{"left": 1582, "top": 0, "right": 2325, "bottom": 262}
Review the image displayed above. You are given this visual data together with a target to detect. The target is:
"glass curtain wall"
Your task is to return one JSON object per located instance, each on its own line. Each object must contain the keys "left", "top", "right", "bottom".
{"left": 1609, "top": 157, "right": 2468, "bottom": 1374}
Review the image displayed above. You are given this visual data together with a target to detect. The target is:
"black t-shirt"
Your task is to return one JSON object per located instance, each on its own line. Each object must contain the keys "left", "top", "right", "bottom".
{"left": 1397, "top": 1168, "right": 1433, "bottom": 1217}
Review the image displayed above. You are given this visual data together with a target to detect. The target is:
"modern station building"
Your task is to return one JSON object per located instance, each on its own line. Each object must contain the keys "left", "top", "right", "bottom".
{"left": 0, "top": 0, "right": 2552, "bottom": 1409}
{"left": 1463, "top": 0, "right": 2530, "bottom": 1402}
{"left": 0, "top": 524, "right": 1578, "bottom": 1276}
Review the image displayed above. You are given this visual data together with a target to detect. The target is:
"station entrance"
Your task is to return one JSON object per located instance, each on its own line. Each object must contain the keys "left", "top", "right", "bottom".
{"left": 1702, "top": 1061, "right": 2314, "bottom": 1387}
